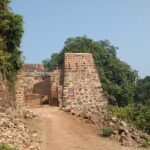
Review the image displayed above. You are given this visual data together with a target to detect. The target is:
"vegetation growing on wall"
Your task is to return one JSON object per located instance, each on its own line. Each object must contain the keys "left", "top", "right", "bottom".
{"left": 43, "top": 36, "right": 137, "bottom": 107}
{"left": 0, "top": 0, "right": 24, "bottom": 107}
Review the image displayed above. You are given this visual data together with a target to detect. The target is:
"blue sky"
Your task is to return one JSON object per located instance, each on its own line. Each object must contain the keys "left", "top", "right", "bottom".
{"left": 11, "top": 0, "right": 150, "bottom": 78}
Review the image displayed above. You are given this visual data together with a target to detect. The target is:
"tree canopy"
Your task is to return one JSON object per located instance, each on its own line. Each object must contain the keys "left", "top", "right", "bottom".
{"left": 0, "top": 0, "right": 24, "bottom": 107}
{"left": 43, "top": 36, "right": 137, "bottom": 106}
{"left": 0, "top": 0, "right": 24, "bottom": 80}
{"left": 135, "top": 76, "right": 150, "bottom": 105}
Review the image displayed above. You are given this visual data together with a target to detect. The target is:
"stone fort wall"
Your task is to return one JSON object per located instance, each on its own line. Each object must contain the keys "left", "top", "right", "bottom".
{"left": 62, "top": 53, "right": 107, "bottom": 115}
{"left": 1, "top": 53, "right": 107, "bottom": 110}
{"left": 16, "top": 67, "right": 45, "bottom": 107}
{"left": 0, "top": 75, "right": 5, "bottom": 107}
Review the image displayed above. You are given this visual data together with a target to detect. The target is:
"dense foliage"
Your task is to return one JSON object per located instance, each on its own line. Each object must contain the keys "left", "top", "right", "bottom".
{"left": 43, "top": 36, "right": 137, "bottom": 106}
{"left": 135, "top": 76, "right": 150, "bottom": 105}
{"left": 0, "top": 0, "right": 24, "bottom": 107}
{"left": 110, "top": 104, "right": 150, "bottom": 134}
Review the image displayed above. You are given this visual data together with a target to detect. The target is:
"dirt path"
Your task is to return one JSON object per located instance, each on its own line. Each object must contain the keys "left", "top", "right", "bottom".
{"left": 28, "top": 106, "right": 143, "bottom": 150}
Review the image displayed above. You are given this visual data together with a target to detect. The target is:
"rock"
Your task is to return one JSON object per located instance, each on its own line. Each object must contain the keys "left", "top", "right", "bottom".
{"left": 0, "top": 109, "right": 39, "bottom": 150}
{"left": 5, "top": 107, "right": 13, "bottom": 115}
{"left": 111, "top": 117, "right": 118, "bottom": 123}
{"left": 0, "top": 106, "right": 5, "bottom": 112}
{"left": 113, "top": 130, "right": 118, "bottom": 134}
{"left": 32, "top": 132, "right": 38, "bottom": 138}
{"left": 71, "top": 107, "right": 83, "bottom": 116}
{"left": 63, "top": 106, "right": 71, "bottom": 112}
{"left": 120, "top": 121, "right": 127, "bottom": 127}
{"left": 109, "top": 121, "right": 115, "bottom": 127}
{"left": 18, "top": 124, "right": 25, "bottom": 132}
{"left": 120, "top": 132, "right": 132, "bottom": 146}
{"left": 83, "top": 111, "right": 92, "bottom": 119}
{"left": 124, "top": 129, "right": 129, "bottom": 134}
{"left": 135, "top": 136, "right": 144, "bottom": 144}
{"left": 13, "top": 118, "right": 20, "bottom": 126}
{"left": 0, "top": 112, "right": 7, "bottom": 117}
{"left": 90, "top": 114, "right": 100, "bottom": 124}
{"left": 29, "top": 144, "right": 38, "bottom": 149}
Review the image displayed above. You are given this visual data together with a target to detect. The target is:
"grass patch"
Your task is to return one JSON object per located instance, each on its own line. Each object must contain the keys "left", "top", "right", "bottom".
{"left": 0, "top": 144, "right": 18, "bottom": 150}
{"left": 101, "top": 127, "right": 114, "bottom": 137}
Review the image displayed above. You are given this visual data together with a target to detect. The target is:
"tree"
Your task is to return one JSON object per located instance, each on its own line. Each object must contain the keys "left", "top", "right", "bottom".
{"left": 135, "top": 76, "right": 150, "bottom": 105}
{"left": 42, "top": 53, "right": 60, "bottom": 70}
{"left": 0, "top": 0, "right": 24, "bottom": 108}
{"left": 43, "top": 36, "right": 137, "bottom": 106}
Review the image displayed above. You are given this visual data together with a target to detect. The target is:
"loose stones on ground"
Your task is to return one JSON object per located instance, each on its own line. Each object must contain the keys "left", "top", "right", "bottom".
{"left": 0, "top": 107, "right": 41, "bottom": 150}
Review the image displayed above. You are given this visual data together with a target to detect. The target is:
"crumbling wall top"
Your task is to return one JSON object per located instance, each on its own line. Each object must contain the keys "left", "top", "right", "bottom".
{"left": 64, "top": 53, "right": 94, "bottom": 70}
{"left": 23, "top": 64, "right": 45, "bottom": 72}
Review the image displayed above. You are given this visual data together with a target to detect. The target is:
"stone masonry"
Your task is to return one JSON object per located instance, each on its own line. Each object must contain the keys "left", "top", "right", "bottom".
{"left": 16, "top": 65, "right": 45, "bottom": 107}
{"left": 62, "top": 53, "right": 107, "bottom": 115}
{"left": 1, "top": 53, "right": 107, "bottom": 110}
{"left": 16, "top": 71, "right": 25, "bottom": 107}
{"left": 0, "top": 74, "right": 5, "bottom": 106}
{"left": 1, "top": 54, "right": 148, "bottom": 148}
{"left": 33, "top": 68, "right": 63, "bottom": 106}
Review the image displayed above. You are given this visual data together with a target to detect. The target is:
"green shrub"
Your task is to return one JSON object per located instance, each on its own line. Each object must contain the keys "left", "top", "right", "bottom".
{"left": 109, "top": 104, "right": 150, "bottom": 134}
{"left": 130, "top": 105, "right": 150, "bottom": 133}
{"left": 0, "top": 144, "right": 17, "bottom": 150}
{"left": 109, "top": 105, "right": 134, "bottom": 121}
{"left": 141, "top": 137, "right": 150, "bottom": 147}
{"left": 101, "top": 127, "right": 114, "bottom": 137}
